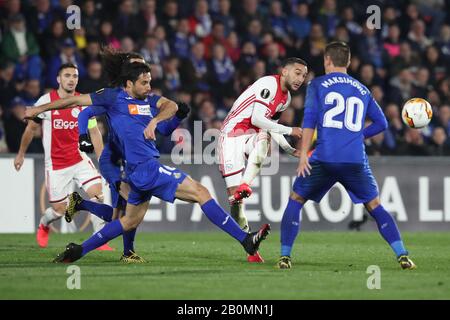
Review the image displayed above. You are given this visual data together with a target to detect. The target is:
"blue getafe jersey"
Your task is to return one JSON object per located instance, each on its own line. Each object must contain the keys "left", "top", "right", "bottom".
{"left": 303, "top": 72, "right": 386, "bottom": 163}
{"left": 90, "top": 87, "right": 161, "bottom": 167}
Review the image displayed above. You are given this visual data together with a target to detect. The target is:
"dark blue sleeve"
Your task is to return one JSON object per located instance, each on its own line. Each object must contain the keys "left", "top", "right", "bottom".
{"left": 148, "top": 93, "right": 162, "bottom": 108}
{"left": 363, "top": 96, "right": 388, "bottom": 139}
{"left": 78, "top": 106, "right": 107, "bottom": 135}
{"left": 302, "top": 82, "right": 319, "bottom": 129}
{"left": 156, "top": 117, "right": 182, "bottom": 136}
{"left": 89, "top": 88, "right": 118, "bottom": 108}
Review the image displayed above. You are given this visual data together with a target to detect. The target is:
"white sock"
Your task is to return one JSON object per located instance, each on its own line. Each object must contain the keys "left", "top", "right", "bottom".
{"left": 89, "top": 197, "right": 106, "bottom": 233}
{"left": 230, "top": 202, "right": 249, "bottom": 232}
{"left": 40, "top": 207, "right": 63, "bottom": 227}
{"left": 90, "top": 214, "right": 106, "bottom": 233}
{"left": 242, "top": 135, "right": 270, "bottom": 185}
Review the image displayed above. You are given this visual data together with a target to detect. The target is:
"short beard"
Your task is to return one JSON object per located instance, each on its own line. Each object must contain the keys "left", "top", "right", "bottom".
{"left": 285, "top": 82, "right": 295, "bottom": 93}
{"left": 62, "top": 86, "right": 74, "bottom": 94}
{"left": 133, "top": 90, "right": 147, "bottom": 100}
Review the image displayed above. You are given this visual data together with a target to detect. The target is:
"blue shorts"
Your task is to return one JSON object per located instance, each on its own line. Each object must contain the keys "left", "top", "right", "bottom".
{"left": 99, "top": 145, "right": 126, "bottom": 209}
{"left": 127, "top": 159, "right": 187, "bottom": 205}
{"left": 293, "top": 161, "right": 379, "bottom": 204}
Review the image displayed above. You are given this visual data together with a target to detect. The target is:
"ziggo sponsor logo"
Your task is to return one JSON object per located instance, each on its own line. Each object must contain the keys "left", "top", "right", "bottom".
{"left": 53, "top": 119, "right": 78, "bottom": 129}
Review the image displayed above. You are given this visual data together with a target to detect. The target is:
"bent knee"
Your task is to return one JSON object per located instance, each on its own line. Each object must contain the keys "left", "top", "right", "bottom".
{"left": 290, "top": 192, "right": 306, "bottom": 204}
{"left": 193, "top": 182, "right": 211, "bottom": 203}
{"left": 364, "top": 197, "right": 381, "bottom": 212}
{"left": 121, "top": 216, "right": 138, "bottom": 231}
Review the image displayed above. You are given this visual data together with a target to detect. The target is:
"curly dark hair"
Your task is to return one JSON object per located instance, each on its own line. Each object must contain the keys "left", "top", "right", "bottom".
{"left": 100, "top": 46, "right": 145, "bottom": 87}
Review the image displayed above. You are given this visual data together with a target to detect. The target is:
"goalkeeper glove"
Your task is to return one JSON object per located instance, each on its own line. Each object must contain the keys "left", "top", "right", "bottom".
{"left": 176, "top": 102, "right": 190, "bottom": 119}
{"left": 79, "top": 134, "right": 94, "bottom": 153}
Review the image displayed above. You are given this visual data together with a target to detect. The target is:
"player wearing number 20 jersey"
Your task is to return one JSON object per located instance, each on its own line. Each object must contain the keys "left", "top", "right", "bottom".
{"left": 295, "top": 73, "right": 385, "bottom": 205}
{"left": 278, "top": 41, "right": 415, "bottom": 271}
{"left": 305, "top": 72, "right": 385, "bottom": 165}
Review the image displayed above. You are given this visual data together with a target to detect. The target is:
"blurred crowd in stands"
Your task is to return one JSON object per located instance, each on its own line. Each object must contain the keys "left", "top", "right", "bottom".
{"left": 0, "top": 0, "right": 449, "bottom": 156}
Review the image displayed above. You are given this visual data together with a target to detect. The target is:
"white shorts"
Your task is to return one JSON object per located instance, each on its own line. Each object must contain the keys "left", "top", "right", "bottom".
{"left": 217, "top": 132, "right": 270, "bottom": 188}
{"left": 45, "top": 154, "right": 102, "bottom": 203}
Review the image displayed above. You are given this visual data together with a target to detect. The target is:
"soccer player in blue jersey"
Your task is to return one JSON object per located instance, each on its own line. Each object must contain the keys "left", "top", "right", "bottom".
{"left": 277, "top": 42, "right": 416, "bottom": 270}
{"left": 62, "top": 49, "right": 188, "bottom": 263}
{"left": 65, "top": 99, "right": 189, "bottom": 263}
{"left": 26, "top": 62, "right": 270, "bottom": 263}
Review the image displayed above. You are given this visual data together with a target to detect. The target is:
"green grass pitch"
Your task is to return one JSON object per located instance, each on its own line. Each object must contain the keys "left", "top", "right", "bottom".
{"left": 0, "top": 231, "right": 449, "bottom": 299}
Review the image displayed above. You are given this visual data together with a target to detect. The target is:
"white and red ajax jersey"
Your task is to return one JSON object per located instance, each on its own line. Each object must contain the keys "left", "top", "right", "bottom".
{"left": 221, "top": 75, "right": 291, "bottom": 135}
{"left": 35, "top": 90, "right": 84, "bottom": 170}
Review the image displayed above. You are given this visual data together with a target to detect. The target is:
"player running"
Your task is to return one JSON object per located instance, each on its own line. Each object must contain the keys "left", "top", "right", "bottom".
{"left": 25, "top": 62, "right": 270, "bottom": 263}
{"left": 217, "top": 57, "right": 307, "bottom": 262}
{"left": 277, "top": 42, "right": 416, "bottom": 270}
{"left": 14, "top": 63, "right": 111, "bottom": 250}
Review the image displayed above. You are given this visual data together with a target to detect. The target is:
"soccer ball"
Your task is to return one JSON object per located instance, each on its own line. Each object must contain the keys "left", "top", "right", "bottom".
{"left": 401, "top": 98, "right": 433, "bottom": 129}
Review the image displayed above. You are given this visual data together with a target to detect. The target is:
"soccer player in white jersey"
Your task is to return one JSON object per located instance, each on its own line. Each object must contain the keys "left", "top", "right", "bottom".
{"left": 14, "top": 63, "right": 110, "bottom": 249}
{"left": 217, "top": 57, "right": 308, "bottom": 262}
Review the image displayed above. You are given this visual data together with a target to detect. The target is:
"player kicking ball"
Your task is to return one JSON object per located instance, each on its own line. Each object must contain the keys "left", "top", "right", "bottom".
{"left": 61, "top": 49, "right": 188, "bottom": 263}
{"left": 25, "top": 63, "right": 270, "bottom": 263}
{"left": 65, "top": 100, "right": 189, "bottom": 263}
{"left": 217, "top": 58, "right": 307, "bottom": 262}
{"left": 277, "top": 42, "right": 416, "bottom": 270}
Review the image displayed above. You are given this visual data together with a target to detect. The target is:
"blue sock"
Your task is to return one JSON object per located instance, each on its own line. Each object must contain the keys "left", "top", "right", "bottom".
{"left": 78, "top": 199, "right": 113, "bottom": 222}
{"left": 81, "top": 220, "right": 123, "bottom": 256}
{"left": 123, "top": 229, "right": 136, "bottom": 256}
{"left": 201, "top": 199, "right": 247, "bottom": 242}
{"left": 280, "top": 198, "right": 303, "bottom": 257}
{"left": 370, "top": 205, "right": 408, "bottom": 257}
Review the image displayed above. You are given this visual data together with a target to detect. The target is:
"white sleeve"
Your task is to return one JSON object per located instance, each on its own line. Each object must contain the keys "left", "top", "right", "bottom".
{"left": 252, "top": 76, "right": 277, "bottom": 105}
{"left": 33, "top": 94, "right": 51, "bottom": 120}
{"left": 251, "top": 105, "right": 293, "bottom": 134}
{"left": 270, "top": 132, "right": 296, "bottom": 156}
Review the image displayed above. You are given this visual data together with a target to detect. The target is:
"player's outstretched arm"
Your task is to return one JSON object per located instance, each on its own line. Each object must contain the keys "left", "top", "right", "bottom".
{"left": 144, "top": 97, "right": 178, "bottom": 140}
{"left": 251, "top": 105, "right": 302, "bottom": 138}
{"left": 24, "top": 94, "right": 94, "bottom": 119}
{"left": 14, "top": 120, "right": 40, "bottom": 171}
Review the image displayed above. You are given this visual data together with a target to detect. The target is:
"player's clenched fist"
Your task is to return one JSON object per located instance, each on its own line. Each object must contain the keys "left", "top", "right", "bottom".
{"left": 290, "top": 127, "right": 303, "bottom": 139}
{"left": 144, "top": 119, "right": 158, "bottom": 140}
{"left": 79, "top": 134, "right": 94, "bottom": 153}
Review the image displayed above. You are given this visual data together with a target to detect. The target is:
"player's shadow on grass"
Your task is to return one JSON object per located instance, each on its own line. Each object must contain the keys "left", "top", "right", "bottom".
{"left": 283, "top": 260, "right": 343, "bottom": 268}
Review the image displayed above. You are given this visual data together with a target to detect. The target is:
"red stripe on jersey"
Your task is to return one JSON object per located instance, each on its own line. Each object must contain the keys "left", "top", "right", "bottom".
{"left": 253, "top": 100, "right": 270, "bottom": 108}
{"left": 226, "top": 94, "right": 255, "bottom": 119}
{"left": 222, "top": 94, "right": 255, "bottom": 127}
{"left": 222, "top": 97, "right": 256, "bottom": 129}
